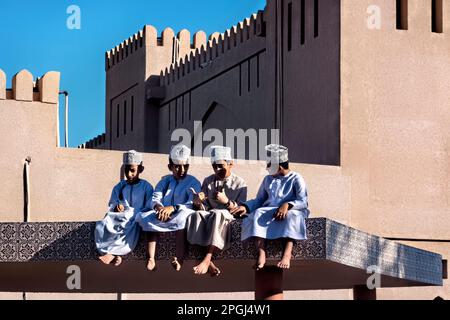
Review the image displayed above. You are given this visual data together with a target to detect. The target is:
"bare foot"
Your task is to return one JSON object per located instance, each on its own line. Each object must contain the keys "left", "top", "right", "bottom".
{"left": 171, "top": 257, "right": 182, "bottom": 271}
{"left": 99, "top": 254, "right": 115, "bottom": 265}
{"left": 113, "top": 256, "right": 123, "bottom": 267}
{"left": 193, "top": 260, "right": 210, "bottom": 275}
{"left": 147, "top": 258, "right": 156, "bottom": 271}
{"left": 208, "top": 261, "right": 221, "bottom": 277}
{"left": 277, "top": 254, "right": 291, "bottom": 269}
{"left": 253, "top": 251, "right": 266, "bottom": 271}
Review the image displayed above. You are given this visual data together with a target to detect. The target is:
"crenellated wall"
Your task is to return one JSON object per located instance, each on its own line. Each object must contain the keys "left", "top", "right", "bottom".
{"left": 104, "top": 26, "right": 209, "bottom": 73}
{"left": 103, "top": 24, "right": 219, "bottom": 154}
{"left": 105, "top": 29, "right": 145, "bottom": 72}
{"left": 0, "top": 66, "right": 350, "bottom": 224}
{"left": 97, "top": 0, "right": 449, "bottom": 244}
{"left": 154, "top": 10, "right": 271, "bottom": 157}
{"left": 158, "top": 12, "right": 264, "bottom": 88}
{"left": 0, "top": 69, "right": 60, "bottom": 222}
{"left": 79, "top": 133, "right": 107, "bottom": 150}
{"left": 99, "top": 6, "right": 275, "bottom": 159}
{"left": 104, "top": 27, "right": 147, "bottom": 153}
{"left": 154, "top": 0, "right": 341, "bottom": 165}
{"left": 0, "top": 69, "right": 60, "bottom": 104}
{"left": 2, "top": 0, "right": 448, "bottom": 299}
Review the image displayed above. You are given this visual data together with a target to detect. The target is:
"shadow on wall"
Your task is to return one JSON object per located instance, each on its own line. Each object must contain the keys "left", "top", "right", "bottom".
{"left": 325, "top": 221, "right": 443, "bottom": 286}
{"left": 190, "top": 101, "right": 274, "bottom": 160}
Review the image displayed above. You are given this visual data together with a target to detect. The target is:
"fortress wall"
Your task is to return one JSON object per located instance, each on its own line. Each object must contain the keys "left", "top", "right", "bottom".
{"left": 105, "top": 28, "right": 147, "bottom": 152}
{"left": 156, "top": 0, "right": 342, "bottom": 166}
{"left": 156, "top": 47, "right": 270, "bottom": 157}
{"left": 105, "top": 29, "right": 145, "bottom": 72}
{"left": 20, "top": 148, "right": 349, "bottom": 224}
{"left": 156, "top": 10, "right": 271, "bottom": 158}
{"left": 81, "top": 133, "right": 107, "bottom": 150}
{"left": 104, "top": 25, "right": 215, "bottom": 153}
{"left": 281, "top": 0, "right": 341, "bottom": 165}
{"left": 0, "top": 66, "right": 351, "bottom": 224}
{"left": 159, "top": 11, "right": 264, "bottom": 92}
{"left": 0, "top": 69, "right": 60, "bottom": 222}
{"left": 2, "top": 0, "right": 448, "bottom": 300}
{"left": 341, "top": 0, "right": 450, "bottom": 240}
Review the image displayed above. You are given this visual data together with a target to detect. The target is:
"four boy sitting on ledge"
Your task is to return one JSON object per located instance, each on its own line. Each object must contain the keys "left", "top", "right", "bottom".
{"left": 95, "top": 144, "right": 310, "bottom": 275}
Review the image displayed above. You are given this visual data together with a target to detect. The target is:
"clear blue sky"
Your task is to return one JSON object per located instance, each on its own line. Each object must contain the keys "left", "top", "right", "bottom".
{"left": 0, "top": 0, "right": 266, "bottom": 147}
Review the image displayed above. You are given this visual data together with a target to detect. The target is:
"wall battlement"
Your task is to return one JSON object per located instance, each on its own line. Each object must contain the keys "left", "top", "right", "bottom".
{"left": 0, "top": 69, "right": 60, "bottom": 104}
{"left": 105, "top": 29, "right": 144, "bottom": 71}
{"left": 104, "top": 9, "right": 264, "bottom": 80}
{"left": 159, "top": 11, "right": 264, "bottom": 87}
{"left": 105, "top": 25, "right": 210, "bottom": 72}
{"left": 79, "top": 133, "right": 106, "bottom": 149}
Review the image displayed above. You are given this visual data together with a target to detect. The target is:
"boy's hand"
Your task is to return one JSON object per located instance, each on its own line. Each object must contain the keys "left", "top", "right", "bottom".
{"left": 190, "top": 188, "right": 207, "bottom": 201}
{"left": 191, "top": 188, "right": 207, "bottom": 210}
{"left": 193, "top": 198, "right": 204, "bottom": 210}
{"left": 198, "top": 192, "right": 207, "bottom": 202}
{"left": 154, "top": 204, "right": 164, "bottom": 213}
{"left": 230, "top": 205, "right": 248, "bottom": 218}
{"left": 214, "top": 191, "right": 229, "bottom": 205}
{"left": 274, "top": 203, "right": 292, "bottom": 220}
{"left": 115, "top": 204, "right": 125, "bottom": 212}
{"left": 157, "top": 206, "right": 175, "bottom": 222}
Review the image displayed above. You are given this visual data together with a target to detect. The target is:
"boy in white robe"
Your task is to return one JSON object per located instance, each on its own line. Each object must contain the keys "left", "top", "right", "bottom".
{"left": 231, "top": 144, "right": 310, "bottom": 270}
{"left": 95, "top": 150, "right": 154, "bottom": 266}
{"left": 186, "top": 146, "right": 247, "bottom": 276}
{"left": 137, "top": 144, "right": 201, "bottom": 271}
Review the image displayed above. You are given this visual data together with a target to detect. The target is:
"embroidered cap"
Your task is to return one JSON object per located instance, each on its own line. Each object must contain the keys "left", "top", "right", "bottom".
{"left": 265, "top": 144, "right": 289, "bottom": 164}
{"left": 170, "top": 144, "right": 191, "bottom": 164}
{"left": 123, "top": 150, "right": 143, "bottom": 165}
{"left": 210, "top": 146, "right": 232, "bottom": 164}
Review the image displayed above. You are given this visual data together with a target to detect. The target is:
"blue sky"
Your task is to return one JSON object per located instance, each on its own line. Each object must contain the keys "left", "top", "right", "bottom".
{"left": 0, "top": 0, "right": 266, "bottom": 147}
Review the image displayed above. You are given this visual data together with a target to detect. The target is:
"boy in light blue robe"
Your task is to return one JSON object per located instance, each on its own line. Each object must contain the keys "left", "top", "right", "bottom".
{"left": 137, "top": 144, "right": 201, "bottom": 271}
{"left": 95, "top": 150, "right": 154, "bottom": 266}
{"left": 231, "top": 144, "right": 310, "bottom": 270}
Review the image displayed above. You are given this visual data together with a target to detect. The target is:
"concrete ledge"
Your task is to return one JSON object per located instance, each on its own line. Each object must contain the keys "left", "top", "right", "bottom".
{"left": 0, "top": 218, "right": 443, "bottom": 293}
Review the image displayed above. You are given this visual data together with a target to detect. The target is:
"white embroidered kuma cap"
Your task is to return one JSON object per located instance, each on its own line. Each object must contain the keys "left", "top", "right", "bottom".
{"left": 265, "top": 144, "right": 289, "bottom": 165}
{"left": 123, "top": 150, "right": 143, "bottom": 165}
{"left": 170, "top": 144, "right": 191, "bottom": 164}
{"left": 210, "top": 146, "right": 232, "bottom": 164}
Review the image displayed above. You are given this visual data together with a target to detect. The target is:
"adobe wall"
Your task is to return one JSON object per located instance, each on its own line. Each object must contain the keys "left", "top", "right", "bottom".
{"left": 157, "top": 11, "right": 269, "bottom": 157}
{"left": 158, "top": 0, "right": 341, "bottom": 166}
{"left": 103, "top": 25, "right": 211, "bottom": 153}
{"left": 26, "top": 149, "right": 350, "bottom": 224}
{"left": 280, "top": 0, "right": 341, "bottom": 165}
{"left": 104, "top": 28, "right": 147, "bottom": 152}
{"left": 1, "top": 0, "right": 449, "bottom": 299}
{"left": 0, "top": 69, "right": 60, "bottom": 222}
{"left": 0, "top": 69, "right": 349, "bottom": 224}
{"left": 341, "top": 0, "right": 450, "bottom": 240}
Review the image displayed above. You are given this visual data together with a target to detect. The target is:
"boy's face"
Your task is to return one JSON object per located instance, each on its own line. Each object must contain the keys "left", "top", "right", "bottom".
{"left": 169, "top": 161, "right": 189, "bottom": 180}
{"left": 124, "top": 164, "right": 142, "bottom": 183}
{"left": 213, "top": 161, "right": 232, "bottom": 180}
{"left": 266, "top": 162, "right": 281, "bottom": 176}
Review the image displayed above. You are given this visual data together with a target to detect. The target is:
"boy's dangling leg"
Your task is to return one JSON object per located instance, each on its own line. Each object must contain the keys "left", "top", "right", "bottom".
{"left": 113, "top": 255, "right": 122, "bottom": 266}
{"left": 172, "top": 229, "right": 186, "bottom": 271}
{"left": 193, "top": 245, "right": 215, "bottom": 275}
{"left": 208, "top": 259, "right": 221, "bottom": 277}
{"left": 277, "top": 238, "right": 293, "bottom": 269}
{"left": 254, "top": 237, "right": 266, "bottom": 271}
{"left": 147, "top": 232, "right": 157, "bottom": 271}
{"left": 99, "top": 253, "right": 116, "bottom": 265}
